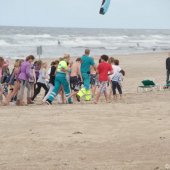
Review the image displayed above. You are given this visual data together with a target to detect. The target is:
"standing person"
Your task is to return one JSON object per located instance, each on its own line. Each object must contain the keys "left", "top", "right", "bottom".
{"left": 166, "top": 52, "right": 170, "bottom": 84}
{"left": 17, "top": 55, "right": 35, "bottom": 106}
{"left": 76, "top": 49, "right": 96, "bottom": 102}
{"left": 32, "top": 62, "right": 49, "bottom": 101}
{"left": 94, "top": 55, "right": 113, "bottom": 104}
{"left": 90, "top": 66, "right": 97, "bottom": 98}
{"left": 67, "top": 57, "right": 83, "bottom": 101}
{"left": 28, "top": 63, "right": 36, "bottom": 99}
{"left": 42, "top": 60, "right": 59, "bottom": 102}
{"left": 112, "top": 70, "right": 125, "bottom": 100}
{"left": 109, "top": 58, "right": 121, "bottom": 100}
{"left": 46, "top": 55, "right": 72, "bottom": 105}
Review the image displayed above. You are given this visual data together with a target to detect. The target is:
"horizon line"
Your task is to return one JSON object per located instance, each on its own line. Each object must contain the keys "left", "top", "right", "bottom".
{"left": 0, "top": 25, "right": 170, "bottom": 31}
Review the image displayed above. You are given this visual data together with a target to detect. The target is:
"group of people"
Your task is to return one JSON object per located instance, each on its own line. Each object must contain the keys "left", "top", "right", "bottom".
{"left": 0, "top": 49, "right": 125, "bottom": 106}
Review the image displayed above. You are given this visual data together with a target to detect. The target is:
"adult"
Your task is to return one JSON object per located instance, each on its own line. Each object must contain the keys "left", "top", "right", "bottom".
{"left": 76, "top": 49, "right": 96, "bottom": 101}
{"left": 166, "top": 52, "right": 170, "bottom": 84}
{"left": 46, "top": 54, "right": 72, "bottom": 104}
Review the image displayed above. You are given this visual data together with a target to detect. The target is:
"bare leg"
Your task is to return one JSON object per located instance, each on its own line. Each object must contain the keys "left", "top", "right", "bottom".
{"left": 104, "top": 91, "right": 109, "bottom": 103}
{"left": 59, "top": 87, "right": 65, "bottom": 104}
{"left": 0, "top": 88, "right": 3, "bottom": 105}
{"left": 94, "top": 92, "right": 100, "bottom": 104}
{"left": 113, "top": 94, "right": 117, "bottom": 100}
{"left": 4, "top": 81, "right": 20, "bottom": 105}
{"left": 91, "top": 85, "right": 96, "bottom": 98}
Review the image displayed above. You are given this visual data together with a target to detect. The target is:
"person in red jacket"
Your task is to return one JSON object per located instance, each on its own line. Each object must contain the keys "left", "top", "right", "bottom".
{"left": 95, "top": 55, "right": 113, "bottom": 104}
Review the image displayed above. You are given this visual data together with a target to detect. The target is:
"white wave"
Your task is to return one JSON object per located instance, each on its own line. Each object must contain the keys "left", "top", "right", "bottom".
{"left": 0, "top": 40, "right": 10, "bottom": 46}
{"left": 15, "top": 34, "right": 52, "bottom": 39}
{"left": 62, "top": 38, "right": 103, "bottom": 48}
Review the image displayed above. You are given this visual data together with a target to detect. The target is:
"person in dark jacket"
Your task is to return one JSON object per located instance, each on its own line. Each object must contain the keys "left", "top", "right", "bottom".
{"left": 42, "top": 60, "right": 59, "bottom": 102}
{"left": 166, "top": 52, "right": 170, "bottom": 84}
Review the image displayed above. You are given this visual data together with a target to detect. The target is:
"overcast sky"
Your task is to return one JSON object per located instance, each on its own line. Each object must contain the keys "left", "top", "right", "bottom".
{"left": 0, "top": 0, "right": 170, "bottom": 29}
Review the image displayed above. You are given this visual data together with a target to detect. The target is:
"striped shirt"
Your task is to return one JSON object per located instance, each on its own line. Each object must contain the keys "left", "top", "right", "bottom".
{"left": 112, "top": 72, "right": 123, "bottom": 83}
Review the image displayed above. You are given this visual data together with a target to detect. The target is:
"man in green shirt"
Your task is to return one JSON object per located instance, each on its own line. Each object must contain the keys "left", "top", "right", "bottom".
{"left": 77, "top": 49, "right": 96, "bottom": 101}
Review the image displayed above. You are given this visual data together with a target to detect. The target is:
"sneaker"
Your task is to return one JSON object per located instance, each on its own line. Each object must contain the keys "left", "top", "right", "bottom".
{"left": 45, "top": 100, "right": 52, "bottom": 105}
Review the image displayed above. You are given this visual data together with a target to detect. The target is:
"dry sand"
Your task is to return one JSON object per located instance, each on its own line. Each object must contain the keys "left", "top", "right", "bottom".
{"left": 0, "top": 52, "right": 170, "bottom": 170}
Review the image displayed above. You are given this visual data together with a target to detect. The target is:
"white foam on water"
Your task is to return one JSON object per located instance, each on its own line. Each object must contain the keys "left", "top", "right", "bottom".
{"left": 0, "top": 26, "right": 170, "bottom": 57}
{"left": 0, "top": 40, "right": 10, "bottom": 46}
{"left": 15, "top": 34, "right": 52, "bottom": 39}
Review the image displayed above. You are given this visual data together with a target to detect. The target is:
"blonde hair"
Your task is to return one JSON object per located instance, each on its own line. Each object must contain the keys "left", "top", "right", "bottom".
{"left": 14, "top": 60, "right": 21, "bottom": 68}
{"left": 63, "top": 54, "right": 70, "bottom": 60}
{"left": 59, "top": 54, "right": 70, "bottom": 62}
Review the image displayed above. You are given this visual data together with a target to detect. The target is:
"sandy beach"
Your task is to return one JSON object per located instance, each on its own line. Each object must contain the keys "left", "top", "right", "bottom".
{"left": 0, "top": 52, "right": 170, "bottom": 170}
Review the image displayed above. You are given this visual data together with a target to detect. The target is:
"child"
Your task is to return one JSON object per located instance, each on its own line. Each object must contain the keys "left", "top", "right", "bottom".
{"left": 109, "top": 58, "right": 121, "bottom": 100}
{"left": 17, "top": 55, "right": 35, "bottom": 106}
{"left": 34, "top": 60, "right": 42, "bottom": 91}
{"left": 112, "top": 70, "right": 125, "bottom": 100}
{"left": 0, "top": 57, "right": 9, "bottom": 104}
{"left": 90, "top": 64, "right": 97, "bottom": 98}
{"left": 94, "top": 55, "right": 113, "bottom": 104}
{"left": 32, "top": 62, "right": 49, "bottom": 101}
{"left": 4, "top": 59, "right": 23, "bottom": 105}
{"left": 28, "top": 63, "right": 36, "bottom": 103}
{"left": 43, "top": 60, "right": 60, "bottom": 103}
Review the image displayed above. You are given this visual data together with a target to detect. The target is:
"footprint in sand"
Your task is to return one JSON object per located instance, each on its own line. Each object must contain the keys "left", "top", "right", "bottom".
{"left": 73, "top": 131, "right": 83, "bottom": 135}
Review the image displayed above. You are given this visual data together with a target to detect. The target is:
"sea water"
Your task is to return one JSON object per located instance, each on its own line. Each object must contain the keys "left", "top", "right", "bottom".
{"left": 0, "top": 26, "right": 170, "bottom": 58}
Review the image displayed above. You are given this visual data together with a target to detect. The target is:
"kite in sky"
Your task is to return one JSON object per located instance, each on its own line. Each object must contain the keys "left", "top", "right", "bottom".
{"left": 99, "top": 0, "right": 111, "bottom": 15}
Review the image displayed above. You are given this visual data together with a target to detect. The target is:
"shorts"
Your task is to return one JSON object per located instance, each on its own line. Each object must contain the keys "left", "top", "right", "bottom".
{"left": 96, "top": 81, "right": 108, "bottom": 94}
{"left": 70, "top": 76, "right": 81, "bottom": 92}
{"left": 90, "top": 74, "right": 97, "bottom": 86}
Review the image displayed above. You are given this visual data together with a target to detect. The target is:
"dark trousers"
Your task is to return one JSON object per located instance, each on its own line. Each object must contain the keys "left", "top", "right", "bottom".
{"left": 166, "top": 70, "right": 170, "bottom": 84}
{"left": 112, "top": 81, "right": 122, "bottom": 95}
{"left": 32, "top": 82, "right": 49, "bottom": 101}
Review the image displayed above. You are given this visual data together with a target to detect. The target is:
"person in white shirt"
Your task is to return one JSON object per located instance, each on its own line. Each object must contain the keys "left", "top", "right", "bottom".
{"left": 108, "top": 58, "right": 121, "bottom": 100}
{"left": 31, "top": 62, "right": 49, "bottom": 102}
{"left": 112, "top": 70, "right": 125, "bottom": 100}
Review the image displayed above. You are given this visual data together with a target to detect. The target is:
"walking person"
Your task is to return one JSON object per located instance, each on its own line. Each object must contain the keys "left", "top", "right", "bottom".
{"left": 28, "top": 63, "right": 36, "bottom": 99}
{"left": 67, "top": 57, "right": 83, "bottom": 102}
{"left": 166, "top": 52, "right": 170, "bottom": 84}
{"left": 4, "top": 59, "right": 23, "bottom": 105}
{"left": 43, "top": 60, "right": 59, "bottom": 102}
{"left": 17, "top": 55, "right": 35, "bottom": 106}
{"left": 32, "top": 62, "right": 49, "bottom": 101}
{"left": 0, "top": 57, "right": 9, "bottom": 104}
{"left": 46, "top": 54, "right": 72, "bottom": 105}
{"left": 76, "top": 49, "right": 96, "bottom": 102}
